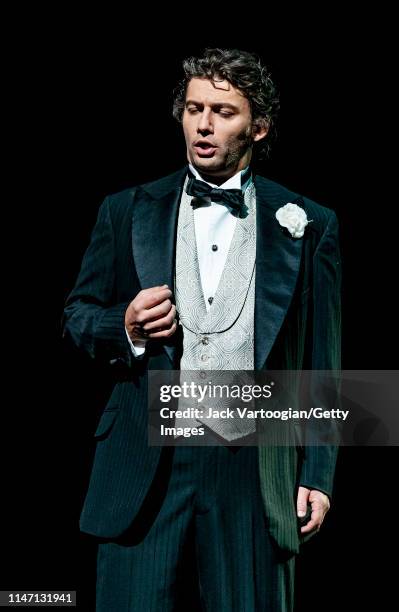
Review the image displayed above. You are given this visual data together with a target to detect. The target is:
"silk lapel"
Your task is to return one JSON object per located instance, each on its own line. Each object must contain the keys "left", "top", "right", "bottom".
{"left": 254, "top": 176, "right": 304, "bottom": 370}
{"left": 132, "top": 168, "right": 186, "bottom": 364}
{"left": 132, "top": 168, "right": 186, "bottom": 290}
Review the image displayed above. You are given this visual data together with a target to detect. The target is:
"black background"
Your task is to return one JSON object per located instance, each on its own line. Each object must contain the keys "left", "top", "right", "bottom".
{"left": 3, "top": 16, "right": 397, "bottom": 611}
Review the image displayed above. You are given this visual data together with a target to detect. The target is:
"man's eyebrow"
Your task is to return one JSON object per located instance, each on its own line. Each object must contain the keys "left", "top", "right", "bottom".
{"left": 185, "top": 100, "right": 239, "bottom": 111}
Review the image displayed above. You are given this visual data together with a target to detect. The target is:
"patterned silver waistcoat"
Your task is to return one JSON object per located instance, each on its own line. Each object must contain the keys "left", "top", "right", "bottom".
{"left": 174, "top": 176, "right": 257, "bottom": 440}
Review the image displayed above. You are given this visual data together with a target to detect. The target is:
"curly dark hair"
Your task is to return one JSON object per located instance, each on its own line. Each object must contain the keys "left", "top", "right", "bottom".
{"left": 172, "top": 48, "right": 279, "bottom": 159}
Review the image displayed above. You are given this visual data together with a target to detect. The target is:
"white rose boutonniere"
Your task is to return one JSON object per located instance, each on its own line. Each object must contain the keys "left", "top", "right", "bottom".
{"left": 275, "top": 202, "right": 311, "bottom": 238}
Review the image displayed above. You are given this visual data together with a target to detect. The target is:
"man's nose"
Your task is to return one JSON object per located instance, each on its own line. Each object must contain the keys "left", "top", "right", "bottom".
{"left": 197, "top": 110, "right": 213, "bottom": 134}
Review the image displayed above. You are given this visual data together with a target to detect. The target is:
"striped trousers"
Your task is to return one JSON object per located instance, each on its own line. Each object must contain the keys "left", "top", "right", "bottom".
{"left": 96, "top": 432, "right": 295, "bottom": 611}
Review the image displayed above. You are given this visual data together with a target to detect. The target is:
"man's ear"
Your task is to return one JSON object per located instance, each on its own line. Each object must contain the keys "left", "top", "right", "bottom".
{"left": 252, "top": 119, "right": 269, "bottom": 142}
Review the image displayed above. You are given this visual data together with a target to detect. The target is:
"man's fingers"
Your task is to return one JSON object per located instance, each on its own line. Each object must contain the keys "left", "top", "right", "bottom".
{"left": 135, "top": 287, "right": 172, "bottom": 311}
{"left": 147, "top": 320, "right": 177, "bottom": 339}
{"left": 301, "top": 504, "right": 323, "bottom": 533}
{"left": 309, "top": 490, "right": 330, "bottom": 513}
{"left": 140, "top": 301, "right": 174, "bottom": 326}
{"left": 300, "top": 494, "right": 329, "bottom": 534}
{"left": 297, "top": 486, "right": 310, "bottom": 517}
{"left": 125, "top": 285, "right": 179, "bottom": 341}
{"left": 143, "top": 305, "right": 176, "bottom": 331}
{"left": 125, "top": 286, "right": 173, "bottom": 334}
{"left": 300, "top": 516, "right": 321, "bottom": 534}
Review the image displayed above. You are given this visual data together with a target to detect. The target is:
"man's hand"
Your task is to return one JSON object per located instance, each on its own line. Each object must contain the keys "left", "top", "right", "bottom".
{"left": 125, "top": 285, "right": 177, "bottom": 342}
{"left": 297, "top": 486, "right": 330, "bottom": 535}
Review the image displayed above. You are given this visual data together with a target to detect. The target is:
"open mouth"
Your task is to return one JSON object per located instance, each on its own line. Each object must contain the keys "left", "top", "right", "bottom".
{"left": 193, "top": 142, "right": 217, "bottom": 156}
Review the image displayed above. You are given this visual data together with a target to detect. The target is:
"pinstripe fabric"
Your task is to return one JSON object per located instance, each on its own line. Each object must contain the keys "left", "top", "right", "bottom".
{"left": 254, "top": 179, "right": 342, "bottom": 552}
{"left": 96, "top": 436, "right": 294, "bottom": 611}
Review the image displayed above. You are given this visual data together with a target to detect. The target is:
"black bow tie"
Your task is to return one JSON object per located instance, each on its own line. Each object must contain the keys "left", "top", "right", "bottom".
{"left": 185, "top": 177, "right": 247, "bottom": 218}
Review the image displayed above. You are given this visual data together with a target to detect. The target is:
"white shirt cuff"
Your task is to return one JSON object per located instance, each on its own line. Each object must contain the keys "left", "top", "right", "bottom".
{"left": 125, "top": 327, "right": 146, "bottom": 357}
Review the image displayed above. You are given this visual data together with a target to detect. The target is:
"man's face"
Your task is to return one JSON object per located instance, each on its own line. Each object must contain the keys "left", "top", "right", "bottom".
{"left": 182, "top": 77, "right": 267, "bottom": 182}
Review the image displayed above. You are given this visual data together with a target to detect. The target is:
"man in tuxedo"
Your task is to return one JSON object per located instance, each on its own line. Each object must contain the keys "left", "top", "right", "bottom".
{"left": 63, "top": 48, "right": 341, "bottom": 611}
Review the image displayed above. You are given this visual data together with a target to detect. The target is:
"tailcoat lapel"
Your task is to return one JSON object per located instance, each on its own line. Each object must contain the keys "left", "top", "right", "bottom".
{"left": 254, "top": 176, "right": 304, "bottom": 370}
